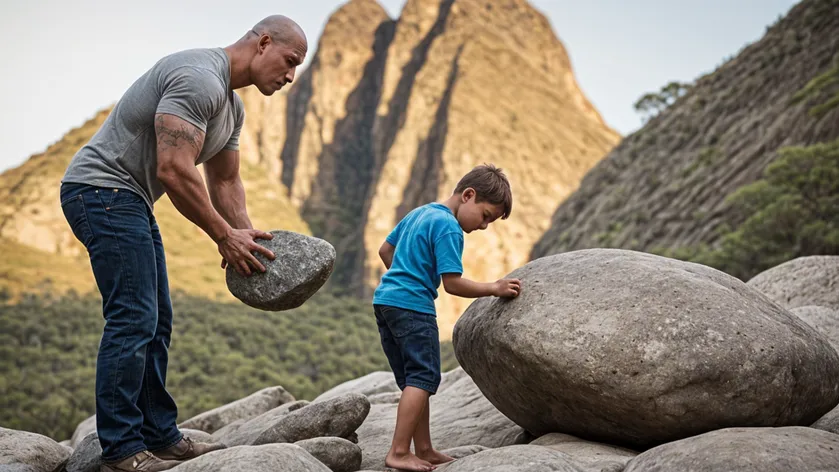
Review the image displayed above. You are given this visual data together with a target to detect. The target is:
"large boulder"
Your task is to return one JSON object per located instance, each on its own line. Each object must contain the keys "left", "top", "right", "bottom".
{"left": 747, "top": 255, "right": 839, "bottom": 310}
{"left": 436, "top": 445, "right": 583, "bottom": 472}
{"left": 294, "top": 437, "right": 362, "bottom": 472}
{"left": 69, "top": 415, "right": 96, "bottom": 448}
{"left": 179, "top": 385, "right": 295, "bottom": 434}
{"left": 168, "top": 444, "right": 330, "bottom": 472}
{"left": 791, "top": 305, "right": 839, "bottom": 348}
{"left": 453, "top": 249, "right": 839, "bottom": 448}
{"left": 222, "top": 394, "right": 369, "bottom": 447}
{"left": 225, "top": 230, "right": 336, "bottom": 311}
{"left": 623, "top": 427, "right": 839, "bottom": 471}
{"left": 357, "top": 374, "right": 525, "bottom": 470}
{"left": 0, "top": 427, "right": 71, "bottom": 472}
{"left": 531, "top": 433, "right": 637, "bottom": 472}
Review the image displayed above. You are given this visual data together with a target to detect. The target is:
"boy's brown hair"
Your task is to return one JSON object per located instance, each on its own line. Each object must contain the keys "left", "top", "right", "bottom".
{"left": 453, "top": 163, "right": 513, "bottom": 219}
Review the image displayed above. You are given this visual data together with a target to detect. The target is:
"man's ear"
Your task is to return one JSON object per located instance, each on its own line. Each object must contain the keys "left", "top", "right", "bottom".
{"left": 258, "top": 34, "right": 271, "bottom": 54}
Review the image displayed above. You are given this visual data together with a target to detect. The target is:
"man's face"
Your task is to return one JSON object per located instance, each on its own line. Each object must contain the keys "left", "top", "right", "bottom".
{"left": 251, "top": 34, "right": 307, "bottom": 95}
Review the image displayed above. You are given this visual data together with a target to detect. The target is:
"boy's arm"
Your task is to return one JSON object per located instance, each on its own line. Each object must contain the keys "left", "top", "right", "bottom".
{"left": 442, "top": 273, "right": 521, "bottom": 299}
{"left": 379, "top": 241, "right": 395, "bottom": 269}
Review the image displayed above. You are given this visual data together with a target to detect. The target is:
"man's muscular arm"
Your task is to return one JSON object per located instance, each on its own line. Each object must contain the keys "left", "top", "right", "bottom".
{"left": 155, "top": 113, "right": 273, "bottom": 275}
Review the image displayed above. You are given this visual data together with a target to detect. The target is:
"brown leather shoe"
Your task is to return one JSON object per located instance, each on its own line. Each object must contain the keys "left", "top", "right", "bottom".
{"left": 100, "top": 451, "right": 182, "bottom": 472}
{"left": 151, "top": 436, "right": 226, "bottom": 460}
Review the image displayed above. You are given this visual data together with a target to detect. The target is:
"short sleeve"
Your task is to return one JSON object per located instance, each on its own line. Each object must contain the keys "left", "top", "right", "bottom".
{"left": 385, "top": 219, "right": 404, "bottom": 246}
{"left": 224, "top": 93, "right": 245, "bottom": 151}
{"left": 156, "top": 67, "right": 224, "bottom": 133}
{"left": 434, "top": 232, "right": 464, "bottom": 277}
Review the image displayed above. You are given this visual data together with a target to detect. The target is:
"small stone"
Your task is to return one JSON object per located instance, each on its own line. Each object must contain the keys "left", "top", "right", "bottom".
{"left": 225, "top": 230, "right": 336, "bottom": 311}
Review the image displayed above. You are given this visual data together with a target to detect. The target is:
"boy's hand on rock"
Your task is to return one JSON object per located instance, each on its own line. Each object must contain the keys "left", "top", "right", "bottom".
{"left": 494, "top": 278, "right": 522, "bottom": 298}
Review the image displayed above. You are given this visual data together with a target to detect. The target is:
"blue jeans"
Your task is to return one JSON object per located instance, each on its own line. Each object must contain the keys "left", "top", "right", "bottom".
{"left": 373, "top": 304, "right": 441, "bottom": 394}
{"left": 60, "top": 183, "right": 183, "bottom": 461}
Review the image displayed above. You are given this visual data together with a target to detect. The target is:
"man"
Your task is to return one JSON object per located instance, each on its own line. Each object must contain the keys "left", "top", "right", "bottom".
{"left": 59, "top": 15, "right": 308, "bottom": 471}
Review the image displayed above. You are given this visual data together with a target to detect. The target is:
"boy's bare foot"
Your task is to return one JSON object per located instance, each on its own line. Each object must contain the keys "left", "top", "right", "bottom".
{"left": 416, "top": 449, "right": 455, "bottom": 465}
{"left": 385, "top": 450, "right": 436, "bottom": 471}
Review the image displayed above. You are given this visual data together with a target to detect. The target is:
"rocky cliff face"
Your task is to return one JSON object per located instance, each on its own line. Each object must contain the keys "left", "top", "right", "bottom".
{"left": 278, "top": 0, "right": 619, "bottom": 333}
{"left": 0, "top": 0, "right": 618, "bottom": 333}
{"left": 531, "top": 0, "right": 839, "bottom": 262}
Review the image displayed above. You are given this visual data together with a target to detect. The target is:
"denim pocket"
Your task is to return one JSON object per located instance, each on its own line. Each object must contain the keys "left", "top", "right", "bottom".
{"left": 383, "top": 307, "right": 417, "bottom": 338}
{"left": 61, "top": 194, "right": 94, "bottom": 247}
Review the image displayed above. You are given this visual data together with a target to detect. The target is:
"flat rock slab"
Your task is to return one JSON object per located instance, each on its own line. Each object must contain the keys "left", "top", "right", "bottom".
{"left": 531, "top": 433, "right": 637, "bottom": 472}
{"left": 226, "top": 230, "right": 336, "bottom": 311}
{"left": 223, "top": 393, "right": 370, "bottom": 447}
{"left": 623, "top": 427, "right": 839, "bottom": 472}
{"left": 436, "top": 445, "right": 583, "bottom": 472}
{"left": 454, "top": 249, "right": 839, "bottom": 449}
{"left": 179, "top": 385, "right": 295, "bottom": 434}
{"left": 168, "top": 444, "right": 331, "bottom": 472}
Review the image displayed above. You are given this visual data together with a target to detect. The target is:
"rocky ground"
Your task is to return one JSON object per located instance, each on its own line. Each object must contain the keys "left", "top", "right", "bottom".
{"left": 2, "top": 251, "right": 838, "bottom": 471}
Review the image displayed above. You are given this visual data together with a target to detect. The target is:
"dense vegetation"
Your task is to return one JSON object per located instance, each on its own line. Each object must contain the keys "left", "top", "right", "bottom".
{"left": 656, "top": 138, "right": 839, "bottom": 279}
{"left": 0, "top": 291, "right": 459, "bottom": 441}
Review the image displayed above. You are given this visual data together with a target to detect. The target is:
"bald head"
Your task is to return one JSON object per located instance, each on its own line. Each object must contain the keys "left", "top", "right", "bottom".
{"left": 231, "top": 15, "right": 308, "bottom": 96}
{"left": 251, "top": 15, "right": 308, "bottom": 50}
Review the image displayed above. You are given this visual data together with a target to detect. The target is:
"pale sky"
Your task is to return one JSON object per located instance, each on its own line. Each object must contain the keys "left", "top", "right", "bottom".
{"left": 1, "top": 0, "right": 798, "bottom": 172}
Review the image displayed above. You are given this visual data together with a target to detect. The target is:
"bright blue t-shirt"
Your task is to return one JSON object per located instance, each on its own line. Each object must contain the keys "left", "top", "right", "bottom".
{"left": 373, "top": 203, "right": 464, "bottom": 316}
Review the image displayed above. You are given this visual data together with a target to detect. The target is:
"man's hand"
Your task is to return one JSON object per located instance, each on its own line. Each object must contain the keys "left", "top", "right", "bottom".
{"left": 218, "top": 229, "right": 276, "bottom": 276}
{"left": 493, "top": 278, "right": 522, "bottom": 298}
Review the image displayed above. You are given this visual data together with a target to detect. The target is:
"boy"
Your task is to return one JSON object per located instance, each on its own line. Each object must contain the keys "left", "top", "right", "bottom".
{"left": 373, "top": 164, "right": 522, "bottom": 471}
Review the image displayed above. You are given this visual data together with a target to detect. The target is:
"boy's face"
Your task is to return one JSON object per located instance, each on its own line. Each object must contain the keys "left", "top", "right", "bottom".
{"left": 456, "top": 188, "right": 505, "bottom": 233}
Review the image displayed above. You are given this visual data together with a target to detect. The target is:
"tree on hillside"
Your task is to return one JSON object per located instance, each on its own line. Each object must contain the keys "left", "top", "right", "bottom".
{"left": 634, "top": 81, "right": 692, "bottom": 121}
{"left": 684, "top": 139, "right": 839, "bottom": 279}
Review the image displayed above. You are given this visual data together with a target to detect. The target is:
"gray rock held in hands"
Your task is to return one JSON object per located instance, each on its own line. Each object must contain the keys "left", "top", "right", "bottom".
{"left": 0, "top": 427, "right": 71, "bottom": 472}
{"left": 294, "top": 437, "right": 362, "bottom": 472}
{"left": 623, "top": 427, "right": 839, "bottom": 472}
{"left": 226, "top": 230, "right": 336, "bottom": 311}
{"left": 168, "top": 444, "right": 331, "bottom": 472}
{"left": 179, "top": 385, "right": 296, "bottom": 434}
{"left": 453, "top": 249, "right": 839, "bottom": 449}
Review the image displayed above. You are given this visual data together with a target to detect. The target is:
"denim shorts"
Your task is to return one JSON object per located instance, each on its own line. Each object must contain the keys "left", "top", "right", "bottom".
{"left": 373, "top": 304, "right": 441, "bottom": 395}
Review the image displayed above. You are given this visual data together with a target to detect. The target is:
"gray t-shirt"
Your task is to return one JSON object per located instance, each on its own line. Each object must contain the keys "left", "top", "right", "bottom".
{"left": 62, "top": 47, "right": 245, "bottom": 209}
